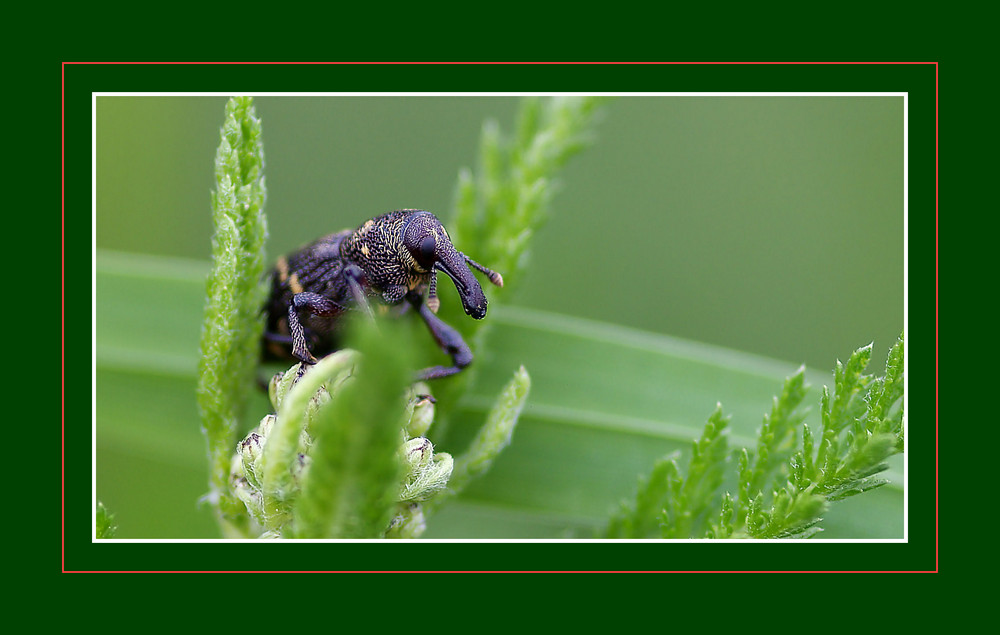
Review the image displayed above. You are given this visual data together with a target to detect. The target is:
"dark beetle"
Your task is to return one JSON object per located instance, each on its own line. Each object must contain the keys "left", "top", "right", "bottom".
{"left": 263, "top": 209, "right": 503, "bottom": 380}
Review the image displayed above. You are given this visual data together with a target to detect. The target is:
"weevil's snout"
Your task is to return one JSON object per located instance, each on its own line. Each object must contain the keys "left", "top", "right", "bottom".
{"left": 435, "top": 251, "right": 488, "bottom": 319}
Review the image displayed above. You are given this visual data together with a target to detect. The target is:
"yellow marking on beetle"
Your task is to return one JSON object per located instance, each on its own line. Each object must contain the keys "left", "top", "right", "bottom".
{"left": 276, "top": 256, "right": 289, "bottom": 283}
{"left": 407, "top": 272, "right": 430, "bottom": 290}
{"left": 289, "top": 272, "right": 304, "bottom": 295}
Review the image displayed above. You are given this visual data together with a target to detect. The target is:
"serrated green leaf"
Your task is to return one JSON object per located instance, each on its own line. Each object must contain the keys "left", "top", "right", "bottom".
{"left": 826, "top": 476, "right": 890, "bottom": 502}
{"left": 438, "top": 365, "right": 531, "bottom": 505}
{"left": 605, "top": 456, "right": 680, "bottom": 539}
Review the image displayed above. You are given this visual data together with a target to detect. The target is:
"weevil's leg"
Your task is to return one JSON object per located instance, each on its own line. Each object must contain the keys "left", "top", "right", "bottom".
{"left": 294, "top": 362, "right": 309, "bottom": 381}
{"left": 462, "top": 253, "right": 504, "bottom": 288}
{"left": 409, "top": 293, "right": 473, "bottom": 380}
{"left": 426, "top": 270, "right": 440, "bottom": 313}
{"left": 288, "top": 292, "right": 347, "bottom": 364}
{"left": 342, "top": 264, "right": 375, "bottom": 320}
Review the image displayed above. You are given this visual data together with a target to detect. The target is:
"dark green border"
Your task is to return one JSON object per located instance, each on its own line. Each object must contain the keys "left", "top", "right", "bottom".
{"left": 67, "top": 62, "right": 935, "bottom": 572}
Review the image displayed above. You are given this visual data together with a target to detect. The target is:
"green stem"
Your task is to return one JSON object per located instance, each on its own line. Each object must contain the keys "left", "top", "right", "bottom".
{"left": 196, "top": 97, "right": 268, "bottom": 532}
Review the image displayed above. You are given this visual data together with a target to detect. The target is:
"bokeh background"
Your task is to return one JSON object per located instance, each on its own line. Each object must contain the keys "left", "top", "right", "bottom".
{"left": 97, "top": 95, "right": 903, "bottom": 369}
{"left": 94, "top": 95, "right": 905, "bottom": 539}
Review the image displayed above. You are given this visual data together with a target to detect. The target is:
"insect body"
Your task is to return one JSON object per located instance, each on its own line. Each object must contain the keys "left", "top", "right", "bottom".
{"left": 263, "top": 209, "right": 503, "bottom": 380}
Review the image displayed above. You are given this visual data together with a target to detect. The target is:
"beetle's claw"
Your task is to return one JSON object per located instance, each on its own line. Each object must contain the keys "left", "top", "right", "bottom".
{"left": 293, "top": 348, "right": 317, "bottom": 365}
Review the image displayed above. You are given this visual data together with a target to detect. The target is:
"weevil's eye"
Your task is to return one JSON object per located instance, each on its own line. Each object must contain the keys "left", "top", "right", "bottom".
{"left": 419, "top": 235, "right": 436, "bottom": 262}
{"left": 406, "top": 232, "right": 437, "bottom": 270}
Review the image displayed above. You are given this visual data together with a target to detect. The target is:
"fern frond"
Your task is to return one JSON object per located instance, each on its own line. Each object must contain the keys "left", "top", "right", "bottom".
{"left": 607, "top": 334, "right": 905, "bottom": 539}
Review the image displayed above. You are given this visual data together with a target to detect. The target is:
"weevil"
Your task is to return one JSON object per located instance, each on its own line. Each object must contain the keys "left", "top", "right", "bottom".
{"left": 263, "top": 209, "right": 503, "bottom": 380}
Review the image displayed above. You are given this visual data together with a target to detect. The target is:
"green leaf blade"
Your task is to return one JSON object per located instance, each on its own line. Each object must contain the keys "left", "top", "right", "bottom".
{"left": 96, "top": 254, "right": 903, "bottom": 539}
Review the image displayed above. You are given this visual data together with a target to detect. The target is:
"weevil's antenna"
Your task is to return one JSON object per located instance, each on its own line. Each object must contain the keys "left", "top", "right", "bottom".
{"left": 464, "top": 254, "right": 504, "bottom": 288}
{"left": 426, "top": 270, "right": 440, "bottom": 313}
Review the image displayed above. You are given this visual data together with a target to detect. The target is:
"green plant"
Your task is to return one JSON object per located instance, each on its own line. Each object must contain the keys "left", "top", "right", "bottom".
{"left": 605, "top": 337, "right": 904, "bottom": 539}
{"left": 195, "top": 97, "right": 268, "bottom": 537}
{"left": 228, "top": 321, "right": 530, "bottom": 539}
{"left": 428, "top": 95, "right": 606, "bottom": 415}
{"left": 96, "top": 501, "right": 117, "bottom": 539}
{"left": 444, "top": 96, "right": 605, "bottom": 348}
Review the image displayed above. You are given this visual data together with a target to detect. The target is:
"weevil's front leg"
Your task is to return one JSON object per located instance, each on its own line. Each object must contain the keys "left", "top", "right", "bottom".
{"left": 288, "top": 292, "right": 348, "bottom": 364}
{"left": 426, "top": 270, "right": 440, "bottom": 313}
{"left": 408, "top": 292, "right": 473, "bottom": 380}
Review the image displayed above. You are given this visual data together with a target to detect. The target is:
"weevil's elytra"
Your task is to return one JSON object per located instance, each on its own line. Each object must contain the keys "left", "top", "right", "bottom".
{"left": 262, "top": 209, "right": 503, "bottom": 381}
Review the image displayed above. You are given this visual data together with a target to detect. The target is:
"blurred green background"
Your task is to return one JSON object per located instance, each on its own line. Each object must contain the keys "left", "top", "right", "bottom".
{"left": 97, "top": 95, "right": 903, "bottom": 368}
{"left": 95, "top": 95, "right": 904, "bottom": 539}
